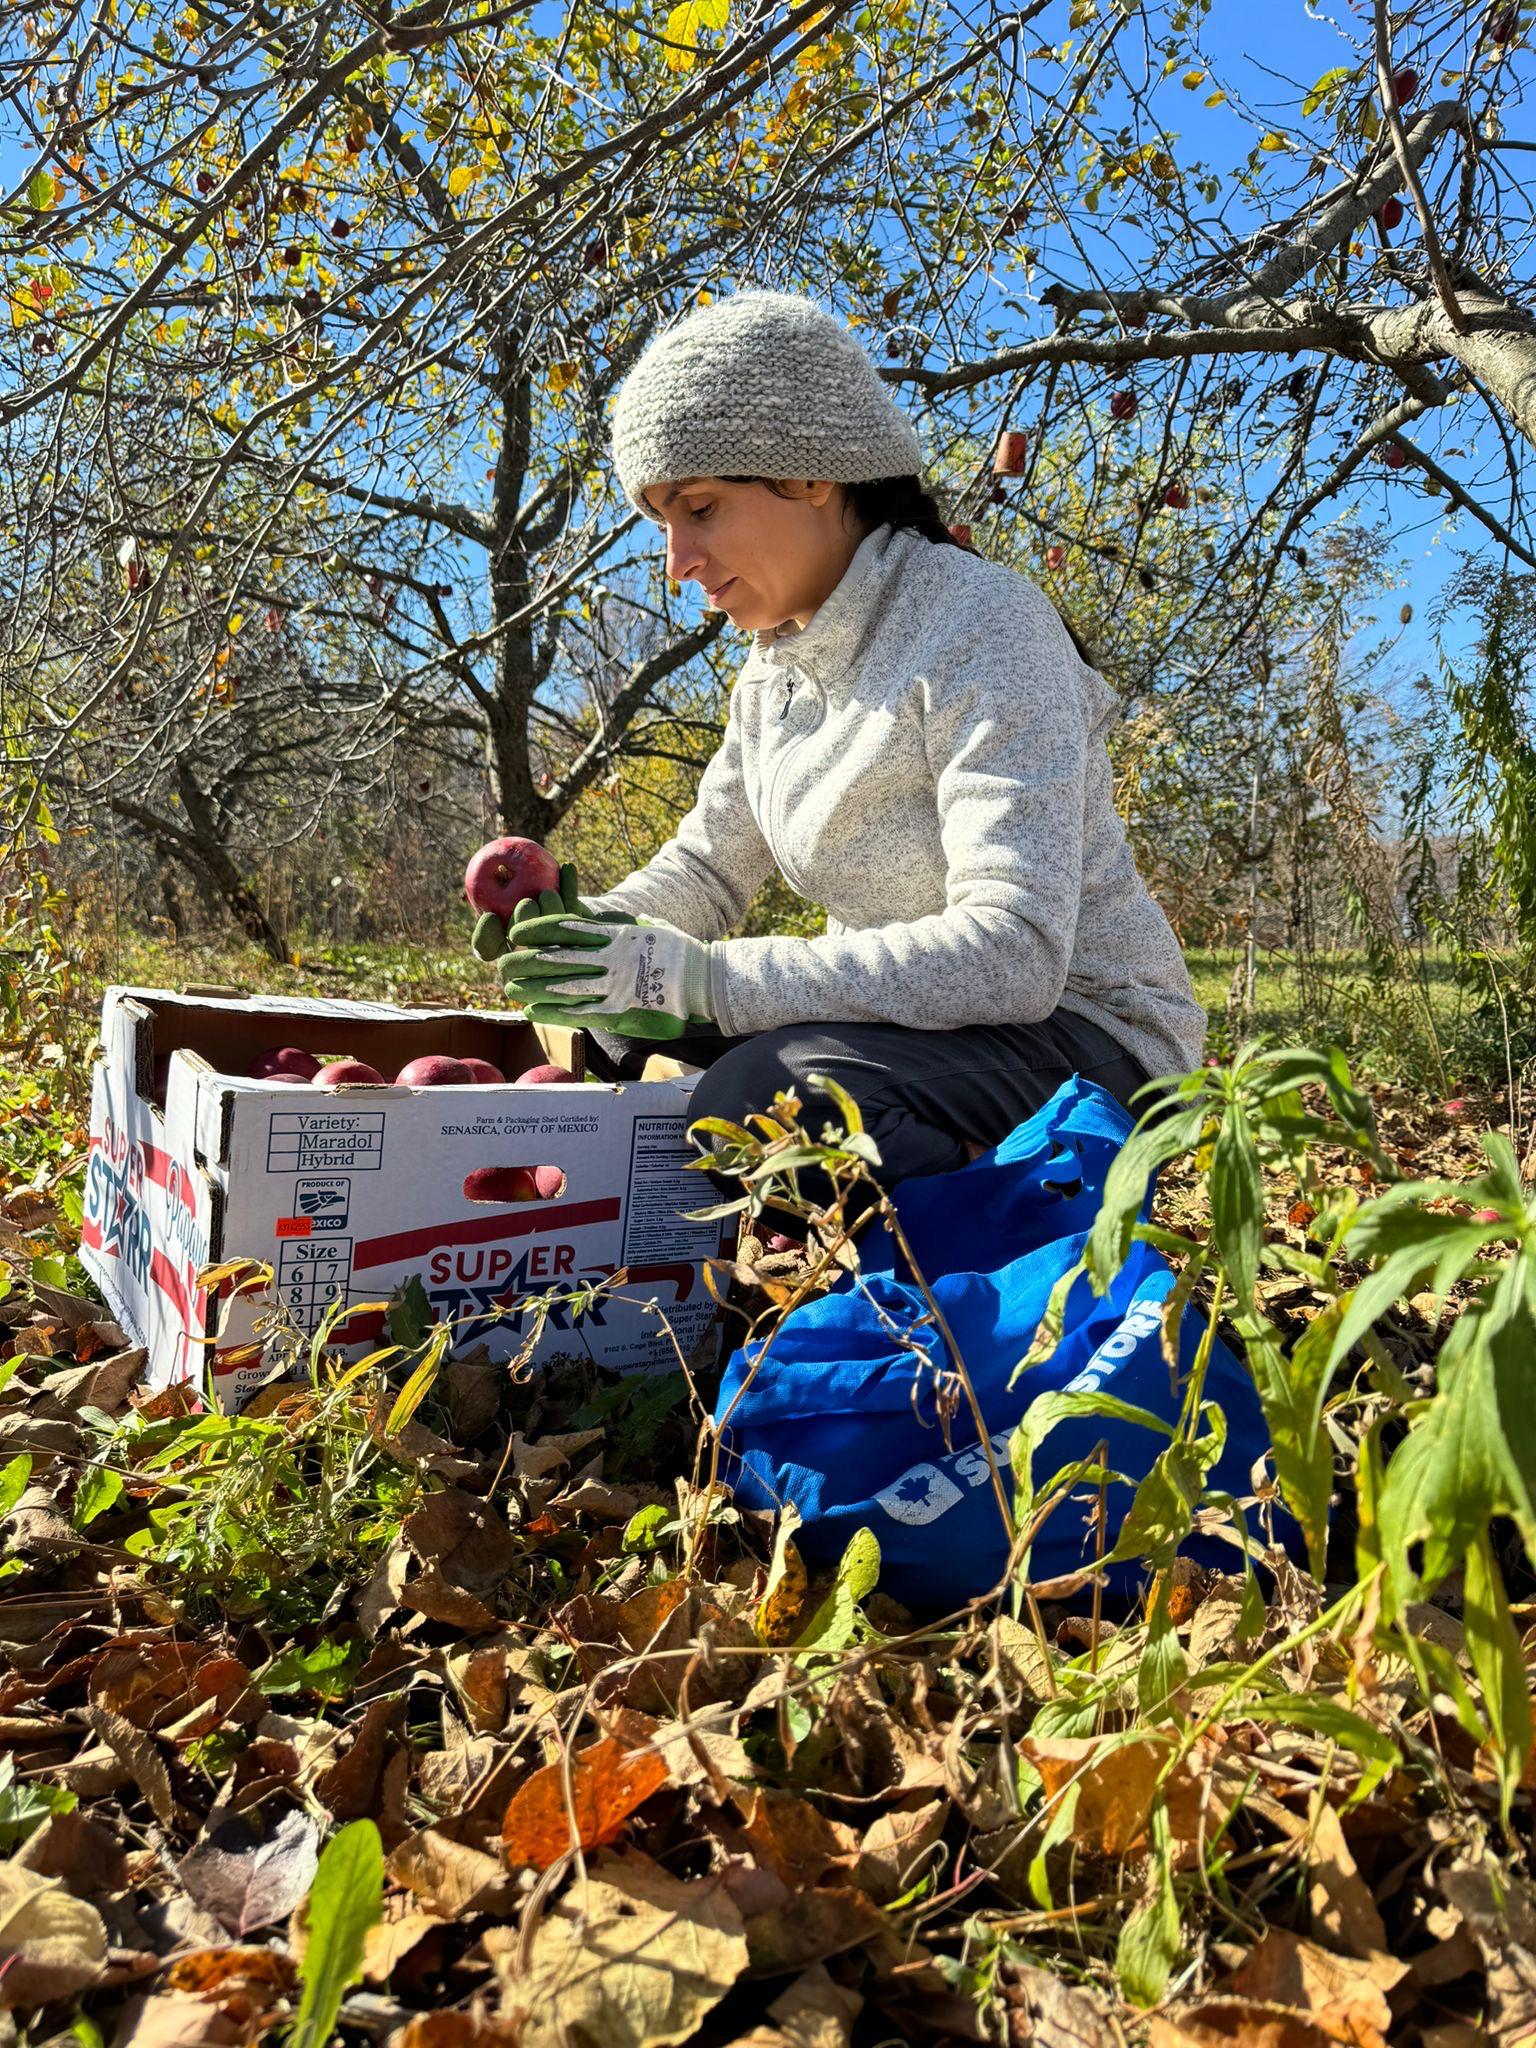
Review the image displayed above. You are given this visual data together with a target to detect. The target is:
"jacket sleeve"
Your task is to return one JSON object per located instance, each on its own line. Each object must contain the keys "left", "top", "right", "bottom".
{"left": 706, "top": 586, "right": 1098, "bottom": 1034}
{"left": 581, "top": 688, "right": 776, "bottom": 943}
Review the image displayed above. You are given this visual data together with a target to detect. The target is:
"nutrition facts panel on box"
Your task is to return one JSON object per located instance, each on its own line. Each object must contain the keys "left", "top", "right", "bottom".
{"left": 276, "top": 1237, "right": 354, "bottom": 1328}
{"left": 266, "top": 1110, "right": 385, "bottom": 1174}
{"left": 622, "top": 1115, "right": 724, "bottom": 1262}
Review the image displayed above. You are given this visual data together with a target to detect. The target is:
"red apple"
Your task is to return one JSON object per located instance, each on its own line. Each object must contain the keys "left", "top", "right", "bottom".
{"left": 534, "top": 1165, "right": 565, "bottom": 1199}
{"left": 463, "top": 1165, "right": 539, "bottom": 1203}
{"left": 461, "top": 1057, "right": 506, "bottom": 1084}
{"left": 1109, "top": 390, "right": 1137, "bottom": 422}
{"left": 463, "top": 836, "right": 562, "bottom": 920}
{"left": 1376, "top": 197, "right": 1404, "bottom": 231}
{"left": 1163, "top": 483, "right": 1191, "bottom": 510}
{"left": 515, "top": 1062, "right": 577, "bottom": 1084}
{"left": 315, "top": 1059, "right": 386, "bottom": 1085}
{"left": 1046, "top": 545, "right": 1066, "bottom": 570}
{"left": 396, "top": 1055, "right": 475, "bottom": 1087}
{"left": 251, "top": 1046, "right": 321, "bottom": 1080}
{"left": 1391, "top": 66, "right": 1419, "bottom": 104}
{"left": 267, "top": 1074, "right": 311, "bottom": 1084}
{"left": 992, "top": 429, "right": 1028, "bottom": 475}
{"left": 1382, "top": 442, "right": 1406, "bottom": 469}
{"left": 948, "top": 523, "right": 973, "bottom": 547}
{"left": 1491, "top": 8, "right": 1519, "bottom": 42}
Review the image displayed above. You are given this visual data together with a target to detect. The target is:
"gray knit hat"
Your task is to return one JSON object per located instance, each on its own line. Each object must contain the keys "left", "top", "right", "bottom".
{"left": 611, "top": 287, "right": 925, "bottom": 519}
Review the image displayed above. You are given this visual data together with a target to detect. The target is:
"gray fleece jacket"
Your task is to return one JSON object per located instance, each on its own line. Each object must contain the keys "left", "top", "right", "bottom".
{"left": 587, "top": 523, "right": 1206, "bottom": 1083}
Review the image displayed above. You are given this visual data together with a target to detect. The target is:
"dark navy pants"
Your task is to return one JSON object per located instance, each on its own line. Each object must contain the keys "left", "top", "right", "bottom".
{"left": 584, "top": 1008, "right": 1158, "bottom": 1234}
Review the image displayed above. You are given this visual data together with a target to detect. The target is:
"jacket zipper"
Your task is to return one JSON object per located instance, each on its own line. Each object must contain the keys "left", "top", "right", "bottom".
{"left": 765, "top": 669, "right": 821, "bottom": 895}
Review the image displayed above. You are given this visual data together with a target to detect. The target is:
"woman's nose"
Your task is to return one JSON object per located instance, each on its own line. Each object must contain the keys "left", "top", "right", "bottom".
{"left": 666, "top": 533, "right": 706, "bottom": 584}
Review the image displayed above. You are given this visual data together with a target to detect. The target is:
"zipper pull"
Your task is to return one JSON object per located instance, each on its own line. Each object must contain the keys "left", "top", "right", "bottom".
{"left": 777, "top": 674, "right": 796, "bottom": 723}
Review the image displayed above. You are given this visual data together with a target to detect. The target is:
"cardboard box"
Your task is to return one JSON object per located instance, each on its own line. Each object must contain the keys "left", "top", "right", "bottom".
{"left": 81, "top": 986, "right": 731, "bottom": 1410}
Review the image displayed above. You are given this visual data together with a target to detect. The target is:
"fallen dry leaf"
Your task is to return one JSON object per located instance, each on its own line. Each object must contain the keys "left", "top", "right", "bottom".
{"left": 1219, "top": 1928, "right": 1406, "bottom": 2047}
{"left": 501, "top": 1729, "right": 671, "bottom": 1871}
{"left": 177, "top": 1807, "right": 321, "bottom": 1936}
{"left": 489, "top": 1854, "right": 747, "bottom": 2048}
{"left": 723, "top": 1961, "right": 863, "bottom": 2048}
{"left": 738, "top": 1787, "right": 857, "bottom": 1889}
{"left": 854, "top": 1797, "right": 946, "bottom": 1905}
{"left": 388, "top": 1825, "right": 520, "bottom": 1918}
{"left": 0, "top": 1862, "right": 108, "bottom": 2009}
{"left": 1020, "top": 1730, "right": 1236, "bottom": 1865}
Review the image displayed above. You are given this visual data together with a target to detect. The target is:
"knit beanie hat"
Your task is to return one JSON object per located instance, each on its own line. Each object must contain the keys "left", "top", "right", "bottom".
{"left": 611, "top": 288, "right": 925, "bottom": 518}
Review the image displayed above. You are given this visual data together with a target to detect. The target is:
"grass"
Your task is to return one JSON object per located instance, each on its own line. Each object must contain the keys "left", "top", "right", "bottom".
{"left": 70, "top": 925, "right": 1497, "bottom": 1094}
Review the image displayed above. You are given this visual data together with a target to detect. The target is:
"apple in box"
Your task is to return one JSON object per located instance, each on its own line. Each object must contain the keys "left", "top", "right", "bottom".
{"left": 251, "top": 1047, "right": 320, "bottom": 1080}
{"left": 396, "top": 1056, "right": 475, "bottom": 1087}
{"left": 316, "top": 1059, "right": 386, "bottom": 1085}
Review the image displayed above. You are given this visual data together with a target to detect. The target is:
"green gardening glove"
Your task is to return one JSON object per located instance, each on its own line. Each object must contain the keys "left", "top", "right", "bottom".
{"left": 468, "top": 860, "right": 635, "bottom": 966}
{"left": 496, "top": 904, "right": 715, "bottom": 1040}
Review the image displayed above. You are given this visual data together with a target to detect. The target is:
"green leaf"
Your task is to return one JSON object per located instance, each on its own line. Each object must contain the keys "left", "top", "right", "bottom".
{"left": 1245, "top": 1305, "right": 1342, "bottom": 1579}
{"left": 1219, "top": 1695, "right": 1399, "bottom": 1797}
{"left": 1302, "top": 64, "right": 1356, "bottom": 115}
{"left": 1010, "top": 1388, "right": 1174, "bottom": 1524}
{"left": 30, "top": 1253, "right": 68, "bottom": 1291}
{"left": 1463, "top": 1530, "right": 1532, "bottom": 1825}
{"left": 804, "top": 1069, "right": 865, "bottom": 1137}
{"left": 73, "top": 1464, "right": 125, "bottom": 1529}
{"left": 621, "top": 1503, "right": 672, "bottom": 1555}
{"left": 1088, "top": 1105, "right": 1205, "bottom": 1287}
{"left": 0, "top": 1454, "right": 32, "bottom": 1519}
{"left": 1139, "top": 1570, "right": 1190, "bottom": 1717}
{"left": 0, "top": 1752, "right": 77, "bottom": 1849}
{"left": 386, "top": 1273, "right": 432, "bottom": 1349}
{"left": 1380, "top": 1306, "right": 1534, "bottom": 1592}
{"left": 795, "top": 1526, "right": 880, "bottom": 1654}
{"left": 1117, "top": 1801, "right": 1179, "bottom": 2005}
{"left": 1210, "top": 1106, "right": 1263, "bottom": 1310}
{"left": 1106, "top": 1424, "right": 1224, "bottom": 1567}
{"left": 291, "top": 1820, "right": 384, "bottom": 2048}
{"left": 26, "top": 169, "right": 57, "bottom": 212}
{"left": 258, "top": 1639, "right": 363, "bottom": 1700}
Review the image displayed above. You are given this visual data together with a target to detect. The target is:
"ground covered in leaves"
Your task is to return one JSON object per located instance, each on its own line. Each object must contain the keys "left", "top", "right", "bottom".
{"left": 0, "top": 1076, "right": 1531, "bottom": 2048}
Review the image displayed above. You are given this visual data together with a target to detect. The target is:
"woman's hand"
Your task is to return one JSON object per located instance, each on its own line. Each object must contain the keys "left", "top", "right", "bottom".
{"left": 468, "top": 860, "right": 634, "bottom": 965}
{"left": 496, "top": 906, "right": 715, "bottom": 1040}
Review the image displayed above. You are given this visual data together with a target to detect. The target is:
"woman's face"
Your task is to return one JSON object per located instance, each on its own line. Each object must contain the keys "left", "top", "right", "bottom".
{"left": 642, "top": 476, "right": 868, "bottom": 634}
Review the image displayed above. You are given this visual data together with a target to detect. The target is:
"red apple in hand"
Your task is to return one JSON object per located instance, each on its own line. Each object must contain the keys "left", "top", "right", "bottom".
{"left": 464, "top": 837, "right": 561, "bottom": 920}
{"left": 396, "top": 1055, "right": 475, "bottom": 1087}
{"left": 515, "top": 1062, "right": 576, "bottom": 1084}
{"left": 252, "top": 1047, "right": 321, "bottom": 1080}
{"left": 462, "top": 1057, "right": 506, "bottom": 1084}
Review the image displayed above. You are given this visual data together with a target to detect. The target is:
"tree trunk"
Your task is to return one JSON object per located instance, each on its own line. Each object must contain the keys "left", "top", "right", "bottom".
{"left": 172, "top": 768, "right": 290, "bottom": 964}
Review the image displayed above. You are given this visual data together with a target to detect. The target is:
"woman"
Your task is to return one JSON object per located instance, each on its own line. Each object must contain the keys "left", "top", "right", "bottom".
{"left": 487, "top": 288, "right": 1205, "bottom": 1232}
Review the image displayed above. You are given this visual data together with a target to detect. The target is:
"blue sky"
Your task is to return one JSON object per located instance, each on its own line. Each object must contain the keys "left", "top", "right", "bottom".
{"left": 4, "top": 2, "right": 1517, "bottom": 835}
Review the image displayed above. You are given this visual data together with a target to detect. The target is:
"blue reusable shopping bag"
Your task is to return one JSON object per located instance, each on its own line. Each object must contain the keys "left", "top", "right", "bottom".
{"left": 712, "top": 1075, "right": 1292, "bottom": 1611}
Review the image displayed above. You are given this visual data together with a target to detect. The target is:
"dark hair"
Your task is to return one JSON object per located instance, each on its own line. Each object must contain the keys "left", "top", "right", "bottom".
{"left": 722, "top": 472, "right": 1100, "bottom": 668}
{"left": 720, "top": 473, "right": 967, "bottom": 551}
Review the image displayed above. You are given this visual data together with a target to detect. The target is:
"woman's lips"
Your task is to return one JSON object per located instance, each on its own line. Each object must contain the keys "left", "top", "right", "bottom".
{"left": 708, "top": 579, "right": 736, "bottom": 605}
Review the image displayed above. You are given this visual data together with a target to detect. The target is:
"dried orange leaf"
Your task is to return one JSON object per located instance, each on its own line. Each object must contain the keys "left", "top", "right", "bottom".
{"left": 501, "top": 1733, "right": 670, "bottom": 1870}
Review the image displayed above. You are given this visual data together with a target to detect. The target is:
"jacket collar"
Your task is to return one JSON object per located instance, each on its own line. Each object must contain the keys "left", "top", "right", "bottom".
{"left": 752, "top": 522, "right": 916, "bottom": 679}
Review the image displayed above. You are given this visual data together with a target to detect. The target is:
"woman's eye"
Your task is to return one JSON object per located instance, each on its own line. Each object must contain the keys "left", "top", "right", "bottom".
{"left": 692, "top": 503, "right": 714, "bottom": 521}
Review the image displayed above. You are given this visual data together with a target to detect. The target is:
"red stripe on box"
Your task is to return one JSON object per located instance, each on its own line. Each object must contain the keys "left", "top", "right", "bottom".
{"left": 353, "top": 1194, "right": 621, "bottom": 1271}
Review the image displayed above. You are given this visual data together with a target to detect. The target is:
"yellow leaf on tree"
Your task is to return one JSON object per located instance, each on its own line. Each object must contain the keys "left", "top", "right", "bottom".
{"left": 447, "top": 163, "right": 477, "bottom": 198}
